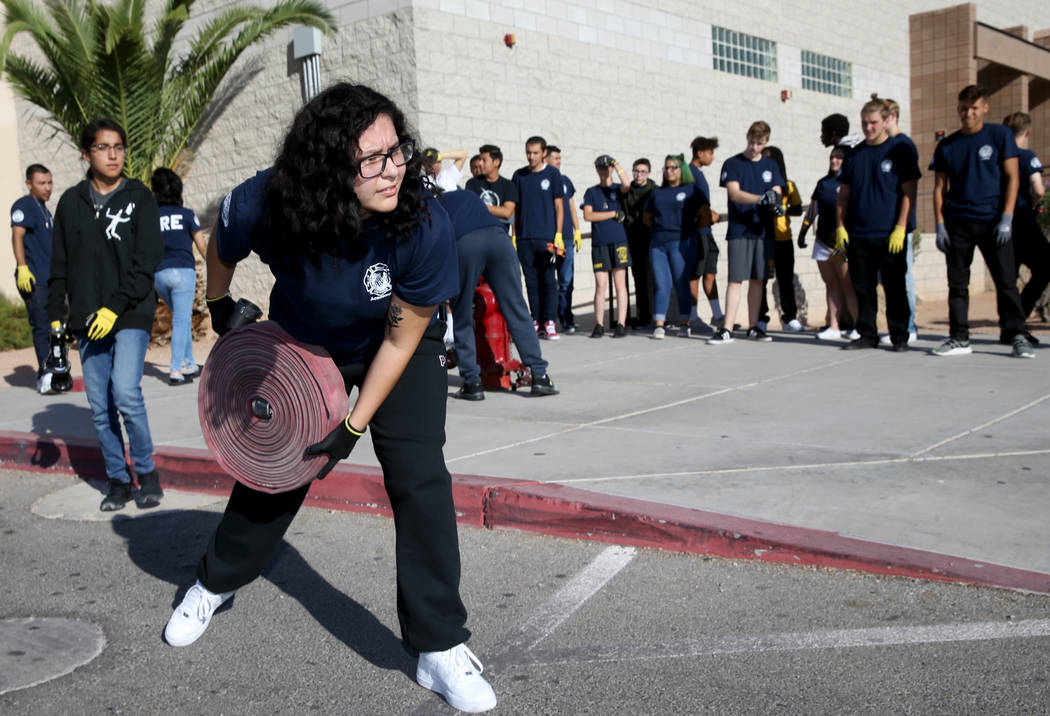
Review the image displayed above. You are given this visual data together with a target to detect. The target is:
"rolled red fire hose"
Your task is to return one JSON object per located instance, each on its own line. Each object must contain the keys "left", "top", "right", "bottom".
{"left": 198, "top": 321, "right": 349, "bottom": 493}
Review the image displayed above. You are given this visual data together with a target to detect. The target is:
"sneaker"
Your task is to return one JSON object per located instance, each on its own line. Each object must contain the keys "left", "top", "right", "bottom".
{"left": 816, "top": 327, "right": 842, "bottom": 341}
{"left": 136, "top": 469, "right": 164, "bottom": 508}
{"left": 542, "top": 321, "right": 560, "bottom": 340}
{"left": 843, "top": 336, "right": 879, "bottom": 350}
{"left": 36, "top": 372, "right": 54, "bottom": 395}
{"left": 784, "top": 319, "right": 803, "bottom": 332}
{"left": 169, "top": 372, "right": 191, "bottom": 386}
{"left": 590, "top": 324, "right": 605, "bottom": 338}
{"left": 747, "top": 326, "right": 772, "bottom": 342}
{"left": 612, "top": 323, "right": 627, "bottom": 338}
{"left": 533, "top": 320, "right": 540, "bottom": 336}
{"left": 909, "top": 331, "right": 918, "bottom": 344}
{"left": 931, "top": 338, "right": 972, "bottom": 357}
{"left": 416, "top": 643, "right": 497, "bottom": 713}
{"left": 456, "top": 382, "right": 485, "bottom": 401}
{"left": 678, "top": 324, "right": 691, "bottom": 338}
{"left": 1012, "top": 335, "right": 1035, "bottom": 359}
{"left": 844, "top": 329, "right": 861, "bottom": 341}
{"left": 707, "top": 328, "right": 733, "bottom": 345}
{"left": 650, "top": 326, "right": 665, "bottom": 340}
{"left": 164, "top": 581, "right": 234, "bottom": 647}
{"left": 562, "top": 323, "right": 578, "bottom": 334}
{"left": 889, "top": 340, "right": 909, "bottom": 352}
{"left": 1000, "top": 331, "right": 1040, "bottom": 346}
{"left": 100, "top": 479, "right": 132, "bottom": 512}
{"left": 183, "top": 365, "right": 201, "bottom": 379}
{"left": 879, "top": 334, "right": 893, "bottom": 346}
{"left": 531, "top": 373, "right": 559, "bottom": 396}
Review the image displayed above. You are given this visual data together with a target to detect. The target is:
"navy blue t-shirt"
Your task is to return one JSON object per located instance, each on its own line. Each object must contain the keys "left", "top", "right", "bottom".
{"left": 438, "top": 188, "right": 503, "bottom": 238}
{"left": 1016, "top": 149, "right": 1043, "bottom": 224}
{"left": 10, "top": 194, "right": 53, "bottom": 283}
{"left": 687, "top": 164, "right": 713, "bottom": 237}
{"left": 512, "top": 164, "right": 565, "bottom": 239}
{"left": 892, "top": 134, "right": 920, "bottom": 233}
{"left": 560, "top": 175, "right": 576, "bottom": 237}
{"left": 643, "top": 184, "right": 701, "bottom": 245}
{"left": 932, "top": 123, "right": 1019, "bottom": 222}
{"left": 838, "top": 138, "right": 921, "bottom": 240}
{"left": 216, "top": 169, "right": 458, "bottom": 365}
{"left": 156, "top": 205, "right": 201, "bottom": 271}
{"left": 719, "top": 153, "right": 784, "bottom": 240}
{"left": 464, "top": 175, "right": 517, "bottom": 234}
{"left": 581, "top": 184, "right": 628, "bottom": 246}
{"left": 811, "top": 174, "right": 841, "bottom": 244}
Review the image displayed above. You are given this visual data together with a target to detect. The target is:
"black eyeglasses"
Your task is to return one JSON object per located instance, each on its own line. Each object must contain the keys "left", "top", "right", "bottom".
{"left": 356, "top": 141, "right": 414, "bottom": 179}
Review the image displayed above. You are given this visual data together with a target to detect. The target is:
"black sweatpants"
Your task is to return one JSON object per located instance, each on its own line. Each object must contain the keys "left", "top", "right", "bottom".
{"left": 1014, "top": 219, "right": 1050, "bottom": 318}
{"left": 626, "top": 229, "right": 653, "bottom": 326}
{"left": 848, "top": 237, "right": 909, "bottom": 343}
{"left": 517, "top": 238, "right": 558, "bottom": 323}
{"left": 197, "top": 330, "right": 470, "bottom": 652}
{"left": 945, "top": 219, "right": 1026, "bottom": 341}
{"left": 772, "top": 239, "right": 797, "bottom": 322}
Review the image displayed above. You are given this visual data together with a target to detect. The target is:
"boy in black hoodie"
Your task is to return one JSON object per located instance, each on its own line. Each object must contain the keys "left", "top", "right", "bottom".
{"left": 47, "top": 118, "right": 164, "bottom": 511}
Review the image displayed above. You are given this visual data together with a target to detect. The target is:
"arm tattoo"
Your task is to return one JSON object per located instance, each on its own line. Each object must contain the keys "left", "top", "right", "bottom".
{"left": 386, "top": 303, "right": 403, "bottom": 333}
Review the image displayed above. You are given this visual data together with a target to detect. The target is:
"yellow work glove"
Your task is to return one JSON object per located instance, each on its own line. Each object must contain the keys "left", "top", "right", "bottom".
{"left": 553, "top": 232, "right": 565, "bottom": 253}
{"left": 51, "top": 320, "right": 62, "bottom": 331}
{"left": 835, "top": 226, "right": 849, "bottom": 253}
{"left": 887, "top": 225, "right": 906, "bottom": 254}
{"left": 511, "top": 233, "right": 517, "bottom": 250}
{"left": 572, "top": 229, "right": 582, "bottom": 252}
{"left": 87, "top": 307, "right": 118, "bottom": 340}
{"left": 16, "top": 265, "right": 35, "bottom": 294}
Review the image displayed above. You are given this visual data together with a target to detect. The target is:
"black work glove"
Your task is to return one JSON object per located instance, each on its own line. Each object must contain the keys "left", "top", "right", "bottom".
{"left": 206, "top": 294, "right": 236, "bottom": 336}
{"left": 305, "top": 417, "right": 364, "bottom": 480}
{"left": 797, "top": 222, "right": 810, "bottom": 249}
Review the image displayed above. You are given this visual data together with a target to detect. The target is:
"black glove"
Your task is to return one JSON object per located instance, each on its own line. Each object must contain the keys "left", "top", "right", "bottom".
{"left": 797, "top": 222, "right": 810, "bottom": 249}
{"left": 206, "top": 294, "right": 236, "bottom": 336}
{"left": 305, "top": 417, "right": 364, "bottom": 480}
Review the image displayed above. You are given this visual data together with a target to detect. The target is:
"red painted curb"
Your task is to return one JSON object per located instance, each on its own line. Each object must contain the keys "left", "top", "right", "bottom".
{"left": 1, "top": 429, "right": 1046, "bottom": 595}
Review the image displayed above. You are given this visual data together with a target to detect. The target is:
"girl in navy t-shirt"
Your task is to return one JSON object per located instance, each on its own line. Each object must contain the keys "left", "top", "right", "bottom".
{"left": 151, "top": 168, "right": 206, "bottom": 384}
{"left": 643, "top": 156, "right": 701, "bottom": 338}
{"left": 164, "top": 84, "right": 497, "bottom": 713}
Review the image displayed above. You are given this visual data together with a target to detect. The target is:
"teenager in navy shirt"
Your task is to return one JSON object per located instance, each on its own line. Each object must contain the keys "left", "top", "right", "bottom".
{"left": 688, "top": 136, "right": 724, "bottom": 330}
{"left": 10, "top": 163, "right": 53, "bottom": 392}
{"left": 710, "top": 121, "right": 784, "bottom": 344}
{"left": 643, "top": 156, "right": 703, "bottom": 339}
{"left": 798, "top": 146, "right": 858, "bottom": 342}
{"left": 1003, "top": 112, "right": 1048, "bottom": 336}
{"left": 835, "top": 95, "right": 919, "bottom": 351}
{"left": 512, "top": 136, "right": 565, "bottom": 340}
{"left": 547, "top": 146, "right": 582, "bottom": 333}
{"left": 465, "top": 143, "right": 517, "bottom": 235}
{"left": 151, "top": 168, "right": 206, "bottom": 385}
{"left": 582, "top": 155, "right": 631, "bottom": 337}
{"left": 884, "top": 98, "right": 919, "bottom": 344}
{"left": 163, "top": 84, "right": 497, "bottom": 713}
{"left": 931, "top": 84, "right": 1031, "bottom": 359}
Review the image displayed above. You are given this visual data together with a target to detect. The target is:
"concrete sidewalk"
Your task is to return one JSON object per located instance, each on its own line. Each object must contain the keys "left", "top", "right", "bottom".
{"left": 1, "top": 318, "right": 1048, "bottom": 594}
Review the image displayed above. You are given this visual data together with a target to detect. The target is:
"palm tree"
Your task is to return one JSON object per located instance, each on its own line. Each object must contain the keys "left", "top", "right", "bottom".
{"left": 0, "top": 0, "right": 334, "bottom": 181}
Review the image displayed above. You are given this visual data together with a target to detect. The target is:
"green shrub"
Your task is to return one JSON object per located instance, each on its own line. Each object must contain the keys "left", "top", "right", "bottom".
{"left": 0, "top": 293, "right": 34, "bottom": 350}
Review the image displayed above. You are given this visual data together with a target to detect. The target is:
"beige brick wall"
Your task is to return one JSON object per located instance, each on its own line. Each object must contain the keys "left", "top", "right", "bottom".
{"left": 6, "top": 0, "right": 1046, "bottom": 317}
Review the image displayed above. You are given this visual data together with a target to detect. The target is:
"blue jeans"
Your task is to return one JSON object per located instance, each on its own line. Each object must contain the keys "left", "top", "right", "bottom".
{"left": 77, "top": 328, "right": 155, "bottom": 482}
{"left": 556, "top": 240, "right": 575, "bottom": 327}
{"left": 154, "top": 267, "right": 198, "bottom": 374}
{"left": 650, "top": 238, "right": 698, "bottom": 322}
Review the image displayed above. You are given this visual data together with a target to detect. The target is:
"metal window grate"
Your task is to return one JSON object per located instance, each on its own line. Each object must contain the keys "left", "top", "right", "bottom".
{"left": 711, "top": 26, "right": 778, "bottom": 82}
{"left": 800, "top": 50, "right": 852, "bottom": 97}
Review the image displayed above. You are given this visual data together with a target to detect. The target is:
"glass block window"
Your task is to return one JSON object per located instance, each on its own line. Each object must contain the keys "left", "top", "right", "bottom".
{"left": 801, "top": 50, "right": 852, "bottom": 97}
{"left": 711, "top": 26, "right": 778, "bottom": 82}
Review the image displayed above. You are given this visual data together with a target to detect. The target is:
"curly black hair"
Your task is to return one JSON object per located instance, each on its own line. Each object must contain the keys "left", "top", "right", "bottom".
{"left": 151, "top": 167, "right": 183, "bottom": 206}
{"left": 264, "top": 83, "right": 429, "bottom": 260}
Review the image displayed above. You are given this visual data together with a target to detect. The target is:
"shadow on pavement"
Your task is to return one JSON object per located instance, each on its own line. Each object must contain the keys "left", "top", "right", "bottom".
{"left": 110, "top": 509, "right": 415, "bottom": 677}
{"left": 4, "top": 364, "right": 37, "bottom": 388}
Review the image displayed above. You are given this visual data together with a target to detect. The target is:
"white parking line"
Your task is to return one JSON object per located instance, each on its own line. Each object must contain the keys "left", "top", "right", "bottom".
{"left": 507, "top": 545, "right": 637, "bottom": 651}
{"left": 446, "top": 354, "right": 871, "bottom": 464}
{"left": 501, "top": 618, "right": 1050, "bottom": 668}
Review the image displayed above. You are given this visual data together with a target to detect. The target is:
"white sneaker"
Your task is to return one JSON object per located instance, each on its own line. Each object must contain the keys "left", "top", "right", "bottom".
{"left": 879, "top": 334, "right": 892, "bottom": 346}
{"left": 416, "top": 643, "right": 497, "bottom": 712}
{"left": 844, "top": 329, "right": 860, "bottom": 340}
{"left": 36, "top": 372, "right": 54, "bottom": 395}
{"left": 784, "top": 319, "right": 803, "bottom": 332}
{"left": 543, "top": 320, "right": 560, "bottom": 340}
{"left": 651, "top": 326, "right": 665, "bottom": 340}
{"left": 909, "top": 331, "right": 918, "bottom": 344}
{"left": 816, "top": 327, "right": 842, "bottom": 341}
{"left": 164, "top": 581, "right": 234, "bottom": 647}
